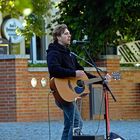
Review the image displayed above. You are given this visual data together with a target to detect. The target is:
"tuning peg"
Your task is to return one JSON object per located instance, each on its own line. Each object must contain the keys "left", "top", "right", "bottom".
{"left": 112, "top": 72, "right": 121, "bottom": 80}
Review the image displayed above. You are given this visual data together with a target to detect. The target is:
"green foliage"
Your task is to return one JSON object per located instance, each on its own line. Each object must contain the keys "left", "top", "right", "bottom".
{"left": 0, "top": 0, "right": 52, "bottom": 40}
{"left": 28, "top": 62, "right": 47, "bottom": 67}
{"left": 0, "top": 0, "right": 21, "bottom": 17}
{"left": 120, "top": 63, "right": 140, "bottom": 68}
{"left": 51, "top": 0, "right": 140, "bottom": 60}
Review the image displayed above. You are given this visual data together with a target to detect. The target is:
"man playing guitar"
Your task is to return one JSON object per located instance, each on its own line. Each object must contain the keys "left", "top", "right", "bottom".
{"left": 47, "top": 24, "right": 111, "bottom": 140}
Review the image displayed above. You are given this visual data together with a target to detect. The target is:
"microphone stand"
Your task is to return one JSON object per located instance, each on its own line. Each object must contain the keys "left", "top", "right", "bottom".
{"left": 71, "top": 51, "right": 116, "bottom": 140}
{"left": 80, "top": 46, "right": 116, "bottom": 101}
{"left": 71, "top": 52, "right": 116, "bottom": 101}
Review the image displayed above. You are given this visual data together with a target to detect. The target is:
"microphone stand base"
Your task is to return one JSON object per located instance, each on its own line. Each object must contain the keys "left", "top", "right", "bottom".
{"left": 73, "top": 135, "right": 104, "bottom": 140}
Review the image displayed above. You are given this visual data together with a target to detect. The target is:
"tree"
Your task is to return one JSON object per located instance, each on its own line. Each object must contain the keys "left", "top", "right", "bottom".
{"left": 0, "top": 0, "right": 52, "bottom": 39}
{"left": 51, "top": 0, "right": 140, "bottom": 60}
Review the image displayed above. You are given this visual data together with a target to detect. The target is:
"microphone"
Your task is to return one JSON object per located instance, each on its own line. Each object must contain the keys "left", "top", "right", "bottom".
{"left": 72, "top": 40, "right": 90, "bottom": 45}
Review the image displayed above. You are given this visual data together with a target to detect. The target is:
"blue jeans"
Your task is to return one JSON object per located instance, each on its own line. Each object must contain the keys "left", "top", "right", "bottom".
{"left": 55, "top": 100, "right": 83, "bottom": 140}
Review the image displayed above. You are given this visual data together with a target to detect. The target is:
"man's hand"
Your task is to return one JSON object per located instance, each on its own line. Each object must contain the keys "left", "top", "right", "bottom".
{"left": 105, "top": 73, "right": 112, "bottom": 82}
{"left": 75, "top": 70, "right": 85, "bottom": 78}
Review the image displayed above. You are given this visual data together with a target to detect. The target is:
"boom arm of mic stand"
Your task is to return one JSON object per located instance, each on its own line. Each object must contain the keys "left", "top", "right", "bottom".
{"left": 71, "top": 52, "right": 103, "bottom": 72}
{"left": 71, "top": 52, "right": 116, "bottom": 102}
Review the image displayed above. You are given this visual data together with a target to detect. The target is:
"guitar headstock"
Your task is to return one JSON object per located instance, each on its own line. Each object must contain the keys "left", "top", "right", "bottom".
{"left": 112, "top": 72, "right": 121, "bottom": 80}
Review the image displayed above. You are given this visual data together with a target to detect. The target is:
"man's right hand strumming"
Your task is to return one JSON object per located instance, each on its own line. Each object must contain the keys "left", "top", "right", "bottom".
{"left": 75, "top": 70, "right": 85, "bottom": 78}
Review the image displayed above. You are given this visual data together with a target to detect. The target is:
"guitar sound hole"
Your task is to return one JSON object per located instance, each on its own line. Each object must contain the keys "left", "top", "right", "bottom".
{"left": 74, "top": 86, "right": 85, "bottom": 94}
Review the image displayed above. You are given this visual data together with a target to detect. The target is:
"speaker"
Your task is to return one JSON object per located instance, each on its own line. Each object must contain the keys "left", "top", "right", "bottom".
{"left": 110, "top": 132, "right": 125, "bottom": 140}
{"left": 73, "top": 135, "right": 104, "bottom": 140}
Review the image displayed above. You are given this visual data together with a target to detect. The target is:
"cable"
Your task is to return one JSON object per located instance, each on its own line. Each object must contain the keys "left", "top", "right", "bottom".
{"left": 72, "top": 98, "right": 83, "bottom": 136}
{"left": 72, "top": 99, "right": 76, "bottom": 135}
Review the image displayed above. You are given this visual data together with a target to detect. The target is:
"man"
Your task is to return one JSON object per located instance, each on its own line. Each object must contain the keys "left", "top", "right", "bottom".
{"left": 46, "top": 24, "right": 96, "bottom": 140}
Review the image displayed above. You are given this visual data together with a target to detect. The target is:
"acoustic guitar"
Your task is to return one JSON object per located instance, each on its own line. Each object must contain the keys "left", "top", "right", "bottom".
{"left": 50, "top": 72, "right": 120, "bottom": 103}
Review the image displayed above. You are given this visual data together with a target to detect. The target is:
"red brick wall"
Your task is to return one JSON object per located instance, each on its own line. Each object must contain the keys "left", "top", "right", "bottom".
{"left": 101, "top": 55, "right": 140, "bottom": 120}
{"left": 0, "top": 55, "right": 139, "bottom": 122}
{"left": 109, "top": 69, "right": 140, "bottom": 120}
{"left": 0, "top": 58, "right": 16, "bottom": 122}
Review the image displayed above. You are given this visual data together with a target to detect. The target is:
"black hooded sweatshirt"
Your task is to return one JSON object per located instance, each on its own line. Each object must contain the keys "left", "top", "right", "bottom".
{"left": 46, "top": 42, "right": 95, "bottom": 79}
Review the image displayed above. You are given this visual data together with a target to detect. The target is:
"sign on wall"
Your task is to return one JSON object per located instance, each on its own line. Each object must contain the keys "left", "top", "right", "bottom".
{"left": 117, "top": 40, "right": 140, "bottom": 63}
{"left": 2, "top": 18, "right": 24, "bottom": 44}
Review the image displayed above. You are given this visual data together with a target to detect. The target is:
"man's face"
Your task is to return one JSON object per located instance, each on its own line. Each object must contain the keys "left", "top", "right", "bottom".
{"left": 57, "top": 28, "right": 71, "bottom": 46}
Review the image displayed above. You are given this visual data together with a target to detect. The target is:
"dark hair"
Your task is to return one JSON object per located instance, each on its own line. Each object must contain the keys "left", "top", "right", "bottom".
{"left": 52, "top": 24, "right": 68, "bottom": 42}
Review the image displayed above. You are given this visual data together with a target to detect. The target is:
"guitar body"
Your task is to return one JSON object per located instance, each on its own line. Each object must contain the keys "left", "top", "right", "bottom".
{"left": 50, "top": 73, "right": 90, "bottom": 103}
{"left": 49, "top": 71, "right": 120, "bottom": 103}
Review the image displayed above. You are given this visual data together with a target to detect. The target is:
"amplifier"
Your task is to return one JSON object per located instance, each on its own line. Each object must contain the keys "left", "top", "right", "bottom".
{"left": 73, "top": 135, "right": 104, "bottom": 140}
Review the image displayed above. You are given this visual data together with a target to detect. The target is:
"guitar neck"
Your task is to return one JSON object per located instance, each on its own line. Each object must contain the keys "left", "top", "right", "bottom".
{"left": 84, "top": 77, "right": 103, "bottom": 85}
{"left": 83, "top": 72, "right": 121, "bottom": 85}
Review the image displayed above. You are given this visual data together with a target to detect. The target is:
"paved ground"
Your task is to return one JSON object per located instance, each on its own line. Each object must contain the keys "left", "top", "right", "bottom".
{"left": 0, "top": 120, "right": 139, "bottom": 140}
